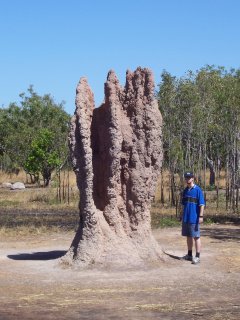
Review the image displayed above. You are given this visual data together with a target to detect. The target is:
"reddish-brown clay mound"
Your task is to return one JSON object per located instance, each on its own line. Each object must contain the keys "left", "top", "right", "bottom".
{"left": 62, "top": 67, "right": 163, "bottom": 268}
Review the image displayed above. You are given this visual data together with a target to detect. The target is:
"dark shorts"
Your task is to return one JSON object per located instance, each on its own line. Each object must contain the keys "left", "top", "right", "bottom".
{"left": 182, "top": 223, "right": 200, "bottom": 238}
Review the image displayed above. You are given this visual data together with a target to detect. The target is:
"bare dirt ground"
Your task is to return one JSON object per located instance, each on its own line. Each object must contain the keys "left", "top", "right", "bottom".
{"left": 0, "top": 224, "right": 240, "bottom": 320}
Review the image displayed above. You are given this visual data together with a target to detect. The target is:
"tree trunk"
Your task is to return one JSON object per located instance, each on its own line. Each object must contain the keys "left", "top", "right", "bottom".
{"left": 42, "top": 167, "right": 52, "bottom": 187}
{"left": 236, "top": 131, "right": 240, "bottom": 213}
{"left": 160, "top": 169, "right": 165, "bottom": 204}
{"left": 62, "top": 68, "right": 163, "bottom": 268}
{"left": 203, "top": 144, "right": 207, "bottom": 206}
{"left": 206, "top": 156, "right": 215, "bottom": 186}
{"left": 226, "top": 156, "right": 229, "bottom": 211}
{"left": 216, "top": 156, "right": 220, "bottom": 209}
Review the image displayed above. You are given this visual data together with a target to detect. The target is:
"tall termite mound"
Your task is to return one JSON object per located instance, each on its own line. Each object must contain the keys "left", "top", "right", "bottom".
{"left": 63, "top": 67, "right": 163, "bottom": 268}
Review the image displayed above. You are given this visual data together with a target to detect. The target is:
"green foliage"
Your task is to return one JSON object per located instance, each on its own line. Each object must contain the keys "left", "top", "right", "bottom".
{"left": 0, "top": 103, "right": 28, "bottom": 169}
{"left": 24, "top": 129, "right": 62, "bottom": 186}
{"left": 158, "top": 65, "right": 240, "bottom": 211}
{"left": 151, "top": 213, "right": 180, "bottom": 229}
{"left": 158, "top": 66, "right": 240, "bottom": 167}
{"left": 0, "top": 86, "right": 70, "bottom": 185}
{"left": 205, "top": 185, "right": 216, "bottom": 191}
{"left": 0, "top": 200, "right": 20, "bottom": 207}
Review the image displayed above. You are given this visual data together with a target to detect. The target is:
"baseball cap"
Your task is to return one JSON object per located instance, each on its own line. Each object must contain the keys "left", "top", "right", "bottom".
{"left": 184, "top": 172, "right": 194, "bottom": 178}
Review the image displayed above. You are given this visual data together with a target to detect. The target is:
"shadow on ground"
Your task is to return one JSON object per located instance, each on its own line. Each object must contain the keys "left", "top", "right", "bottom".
{"left": 7, "top": 250, "right": 67, "bottom": 261}
{"left": 162, "top": 251, "right": 182, "bottom": 260}
{"left": 202, "top": 227, "right": 240, "bottom": 242}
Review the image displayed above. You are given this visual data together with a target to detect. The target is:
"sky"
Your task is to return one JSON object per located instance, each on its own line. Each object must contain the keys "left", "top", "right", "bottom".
{"left": 1, "top": 0, "right": 240, "bottom": 115}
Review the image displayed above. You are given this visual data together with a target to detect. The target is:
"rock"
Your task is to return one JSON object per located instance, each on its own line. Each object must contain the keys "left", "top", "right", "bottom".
{"left": 1, "top": 182, "right": 12, "bottom": 188}
{"left": 10, "top": 182, "right": 25, "bottom": 190}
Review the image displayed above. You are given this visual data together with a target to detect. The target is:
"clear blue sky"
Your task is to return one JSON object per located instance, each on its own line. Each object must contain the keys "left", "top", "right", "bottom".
{"left": 1, "top": 0, "right": 240, "bottom": 115}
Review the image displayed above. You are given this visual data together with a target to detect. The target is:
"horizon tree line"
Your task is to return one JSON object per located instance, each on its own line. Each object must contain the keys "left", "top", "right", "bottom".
{"left": 158, "top": 65, "right": 240, "bottom": 213}
{"left": 0, "top": 65, "right": 239, "bottom": 212}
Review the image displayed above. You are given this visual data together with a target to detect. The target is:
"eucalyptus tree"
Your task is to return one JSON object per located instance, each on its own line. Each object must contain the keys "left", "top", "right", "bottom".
{"left": 158, "top": 71, "right": 202, "bottom": 207}
{"left": 158, "top": 71, "right": 181, "bottom": 205}
{"left": 216, "top": 68, "right": 240, "bottom": 212}
{"left": 175, "top": 73, "right": 202, "bottom": 172}
{"left": 195, "top": 66, "right": 224, "bottom": 187}
{"left": 158, "top": 65, "right": 240, "bottom": 212}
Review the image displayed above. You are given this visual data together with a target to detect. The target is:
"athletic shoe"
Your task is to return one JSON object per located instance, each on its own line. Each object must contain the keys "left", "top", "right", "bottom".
{"left": 181, "top": 254, "right": 192, "bottom": 261}
{"left": 192, "top": 257, "right": 200, "bottom": 264}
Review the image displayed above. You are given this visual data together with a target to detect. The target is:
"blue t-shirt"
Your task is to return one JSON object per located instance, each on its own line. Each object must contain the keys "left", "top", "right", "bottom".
{"left": 182, "top": 184, "right": 205, "bottom": 224}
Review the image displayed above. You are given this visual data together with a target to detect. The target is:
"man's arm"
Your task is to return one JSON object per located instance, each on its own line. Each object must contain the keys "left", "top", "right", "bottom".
{"left": 179, "top": 205, "right": 184, "bottom": 221}
{"left": 199, "top": 205, "right": 204, "bottom": 223}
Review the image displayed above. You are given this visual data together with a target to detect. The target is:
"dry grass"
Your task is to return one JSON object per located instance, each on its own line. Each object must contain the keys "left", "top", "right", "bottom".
{"left": 0, "top": 169, "right": 234, "bottom": 216}
{"left": 0, "top": 169, "right": 79, "bottom": 210}
{"left": 0, "top": 170, "right": 27, "bottom": 184}
{"left": 0, "top": 187, "right": 79, "bottom": 211}
{"left": 0, "top": 169, "right": 77, "bottom": 187}
{"left": 0, "top": 169, "right": 239, "bottom": 236}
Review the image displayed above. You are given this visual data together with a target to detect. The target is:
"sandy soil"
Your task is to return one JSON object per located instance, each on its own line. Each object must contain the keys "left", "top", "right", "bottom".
{"left": 0, "top": 224, "right": 240, "bottom": 320}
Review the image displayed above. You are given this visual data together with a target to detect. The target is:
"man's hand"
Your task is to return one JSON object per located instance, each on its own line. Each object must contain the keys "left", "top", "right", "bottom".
{"left": 199, "top": 216, "right": 204, "bottom": 224}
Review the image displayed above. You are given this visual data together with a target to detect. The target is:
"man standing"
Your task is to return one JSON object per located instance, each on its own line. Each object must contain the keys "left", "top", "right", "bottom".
{"left": 181, "top": 172, "right": 205, "bottom": 264}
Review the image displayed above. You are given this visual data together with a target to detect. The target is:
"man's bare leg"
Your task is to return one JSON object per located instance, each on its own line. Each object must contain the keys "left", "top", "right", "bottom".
{"left": 187, "top": 237, "right": 193, "bottom": 251}
{"left": 194, "top": 237, "right": 201, "bottom": 255}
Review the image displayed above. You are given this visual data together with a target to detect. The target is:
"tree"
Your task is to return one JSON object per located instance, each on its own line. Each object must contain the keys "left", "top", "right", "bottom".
{"left": 157, "top": 65, "right": 240, "bottom": 213}
{"left": 0, "top": 86, "right": 70, "bottom": 184}
{"left": 158, "top": 71, "right": 183, "bottom": 205}
{"left": 24, "top": 129, "right": 62, "bottom": 186}
{"left": 0, "top": 103, "right": 28, "bottom": 172}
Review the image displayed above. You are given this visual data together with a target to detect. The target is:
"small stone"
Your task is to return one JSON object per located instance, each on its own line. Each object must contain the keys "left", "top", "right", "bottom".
{"left": 10, "top": 182, "right": 25, "bottom": 190}
{"left": 1, "top": 182, "right": 12, "bottom": 188}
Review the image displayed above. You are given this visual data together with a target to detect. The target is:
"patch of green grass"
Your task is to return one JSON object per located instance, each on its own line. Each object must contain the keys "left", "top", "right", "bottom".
{"left": 151, "top": 213, "right": 180, "bottom": 229}
{"left": 0, "top": 200, "right": 20, "bottom": 207}
{"left": 203, "top": 217, "right": 215, "bottom": 225}
{"left": 205, "top": 185, "right": 216, "bottom": 191}
{"left": 204, "top": 215, "right": 240, "bottom": 225}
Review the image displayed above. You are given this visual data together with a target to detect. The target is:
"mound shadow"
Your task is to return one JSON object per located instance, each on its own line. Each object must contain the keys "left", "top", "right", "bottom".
{"left": 7, "top": 250, "right": 67, "bottom": 261}
{"left": 162, "top": 251, "right": 182, "bottom": 260}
